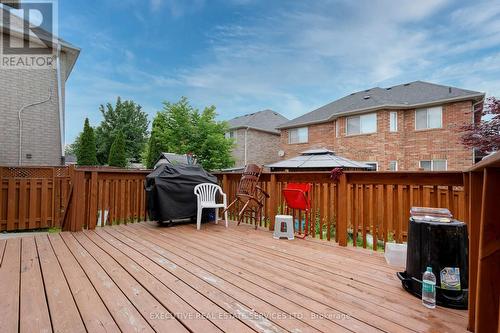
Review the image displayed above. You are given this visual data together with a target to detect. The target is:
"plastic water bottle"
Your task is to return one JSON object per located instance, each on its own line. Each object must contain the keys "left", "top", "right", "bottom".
{"left": 422, "top": 266, "right": 436, "bottom": 308}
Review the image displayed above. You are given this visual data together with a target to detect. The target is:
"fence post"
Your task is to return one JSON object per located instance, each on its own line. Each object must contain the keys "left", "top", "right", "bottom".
{"left": 269, "top": 173, "right": 277, "bottom": 231}
{"left": 337, "top": 173, "right": 348, "bottom": 246}
{"left": 88, "top": 171, "right": 98, "bottom": 230}
{"left": 72, "top": 170, "right": 86, "bottom": 231}
{"left": 222, "top": 174, "right": 228, "bottom": 193}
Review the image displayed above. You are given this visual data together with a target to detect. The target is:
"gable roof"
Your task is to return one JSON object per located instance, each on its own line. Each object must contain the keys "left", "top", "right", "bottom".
{"left": 227, "top": 109, "right": 288, "bottom": 134}
{"left": 278, "top": 81, "right": 484, "bottom": 129}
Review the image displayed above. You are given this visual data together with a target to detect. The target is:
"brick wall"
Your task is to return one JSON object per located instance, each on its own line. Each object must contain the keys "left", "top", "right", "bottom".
{"left": 231, "top": 128, "right": 281, "bottom": 167}
{"left": 280, "top": 101, "right": 474, "bottom": 171}
{"left": 0, "top": 33, "right": 67, "bottom": 166}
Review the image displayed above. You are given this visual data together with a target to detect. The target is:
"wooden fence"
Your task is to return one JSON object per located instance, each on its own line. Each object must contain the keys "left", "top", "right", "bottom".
{"left": 0, "top": 166, "right": 71, "bottom": 231}
{"left": 0, "top": 166, "right": 149, "bottom": 232}
{"left": 217, "top": 171, "right": 466, "bottom": 250}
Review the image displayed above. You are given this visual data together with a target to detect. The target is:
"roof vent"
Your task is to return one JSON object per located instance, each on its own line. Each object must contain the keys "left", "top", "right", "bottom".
{"left": 350, "top": 93, "right": 356, "bottom": 96}
{"left": 386, "top": 87, "right": 392, "bottom": 90}
{"left": 363, "top": 95, "right": 370, "bottom": 100}
{"left": 365, "top": 89, "right": 370, "bottom": 92}
{"left": 448, "top": 87, "right": 452, "bottom": 93}
{"left": 403, "top": 83, "right": 411, "bottom": 86}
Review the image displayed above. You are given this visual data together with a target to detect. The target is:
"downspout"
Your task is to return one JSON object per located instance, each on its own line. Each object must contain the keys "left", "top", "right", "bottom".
{"left": 56, "top": 43, "right": 65, "bottom": 163}
{"left": 18, "top": 89, "right": 52, "bottom": 165}
{"left": 472, "top": 98, "right": 485, "bottom": 163}
{"left": 244, "top": 126, "right": 249, "bottom": 165}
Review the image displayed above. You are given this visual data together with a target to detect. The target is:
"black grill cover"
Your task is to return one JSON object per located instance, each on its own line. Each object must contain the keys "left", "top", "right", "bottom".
{"left": 145, "top": 163, "right": 217, "bottom": 222}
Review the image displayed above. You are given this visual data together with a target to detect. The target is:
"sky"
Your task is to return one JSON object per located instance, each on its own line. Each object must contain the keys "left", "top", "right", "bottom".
{"left": 59, "top": 0, "right": 500, "bottom": 144}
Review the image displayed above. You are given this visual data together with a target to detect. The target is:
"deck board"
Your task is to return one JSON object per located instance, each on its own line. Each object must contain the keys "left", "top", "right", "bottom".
{"left": 0, "top": 238, "right": 21, "bottom": 333}
{"left": 35, "top": 235, "right": 86, "bottom": 333}
{"left": 171, "top": 221, "right": 466, "bottom": 322}
{"left": 48, "top": 233, "right": 120, "bottom": 333}
{"left": 0, "top": 221, "right": 469, "bottom": 333}
{"left": 133, "top": 223, "right": 413, "bottom": 332}
{"left": 20, "top": 237, "right": 52, "bottom": 333}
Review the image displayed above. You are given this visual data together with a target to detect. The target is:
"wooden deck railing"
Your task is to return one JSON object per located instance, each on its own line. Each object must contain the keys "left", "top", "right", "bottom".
{"left": 216, "top": 171, "right": 466, "bottom": 249}
{"left": 63, "top": 167, "right": 150, "bottom": 231}
{"left": 463, "top": 153, "right": 500, "bottom": 332}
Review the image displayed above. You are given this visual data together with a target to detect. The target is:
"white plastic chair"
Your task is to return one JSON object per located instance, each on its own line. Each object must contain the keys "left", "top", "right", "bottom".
{"left": 194, "top": 183, "right": 228, "bottom": 230}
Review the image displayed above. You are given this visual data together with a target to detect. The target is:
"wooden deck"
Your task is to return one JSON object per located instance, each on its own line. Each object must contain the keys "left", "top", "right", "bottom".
{"left": 0, "top": 221, "right": 468, "bottom": 333}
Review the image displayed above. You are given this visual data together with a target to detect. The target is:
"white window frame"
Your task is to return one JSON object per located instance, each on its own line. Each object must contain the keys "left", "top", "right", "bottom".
{"left": 288, "top": 127, "right": 308, "bottom": 144}
{"left": 415, "top": 106, "right": 443, "bottom": 130}
{"left": 389, "top": 160, "right": 398, "bottom": 171}
{"left": 389, "top": 111, "right": 398, "bottom": 132}
{"left": 346, "top": 113, "right": 377, "bottom": 135}
{"left": 225, "top": 130, "right": 237, "bottom": 143}
{"left": 335, "top": 120, "right": 339, "bottom": 138}
{"left": 419, "top": 159, "right": 447, "bottom": 171}
{"left": 364, "top": 161, "right": 378, "bottom": 171}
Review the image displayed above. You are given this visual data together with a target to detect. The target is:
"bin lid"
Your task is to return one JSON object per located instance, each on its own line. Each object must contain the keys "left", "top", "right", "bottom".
{"left": 410, "top": 217, "right": 466, "bottom": 227}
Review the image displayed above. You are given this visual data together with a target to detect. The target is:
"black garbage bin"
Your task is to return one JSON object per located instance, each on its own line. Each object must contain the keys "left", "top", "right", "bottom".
{"left": 397, "top": 217, "right": 468, "bottom": 309}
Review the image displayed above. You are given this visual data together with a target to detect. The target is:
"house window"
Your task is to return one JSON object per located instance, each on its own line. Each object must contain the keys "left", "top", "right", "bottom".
{"left": 390, "top": 112, "right": 398, "bottom": 132}
{"left": 415, "top": 106, "right": 442, "bottom": 130}
{"left": 347, "top": 113, "right": 377, "bottom": 135}
{"left": 335, "top": 120, "right": 339, "bottom": 137}
{"left": 419, "top": 159, "right": 447, "bottom": 171}
{"left": 364, "top": 162, "right": 378, "bottom": 171}
{"left": 389, "top": 160, "right": 398, "bottom": 171}
{"left": 288, "top": 127, "right": 308, "bottom": 144}
{"left": 225, "top": 131, "right": 236, "bottom": 142}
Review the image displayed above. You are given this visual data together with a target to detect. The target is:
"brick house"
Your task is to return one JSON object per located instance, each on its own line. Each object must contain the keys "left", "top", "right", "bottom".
{"left": 226, "top": 110, "right": 288, "bottom": 168}
{"left": 277, "top": 81, "right": 484, "bottom": 171}
{"left": 0, "top": 3, "right": 80, "bottom": 166}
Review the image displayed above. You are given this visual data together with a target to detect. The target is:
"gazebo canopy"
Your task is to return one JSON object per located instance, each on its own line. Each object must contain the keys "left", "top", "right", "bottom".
{"left": 266, "top": 148, "right": 372, "bottom": 171}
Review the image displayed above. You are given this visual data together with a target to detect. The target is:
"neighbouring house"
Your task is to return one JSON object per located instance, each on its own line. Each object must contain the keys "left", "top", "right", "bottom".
{"left": 154, "top": 152, "right": 196, "bottom": 169}
{"left": 266, "top": 148, "right": 372, "bottom": 171}
{"left": 0, "top": 3, "right": 80, "bottom": 166}
{"left": 64, "top": 154, "right": 77, "bottom": 165}
{"left": 226, "top": 109, "right": 288, "bottom": 168}
{"left": 277, "top": 81, "right": 485, "bottom": 171}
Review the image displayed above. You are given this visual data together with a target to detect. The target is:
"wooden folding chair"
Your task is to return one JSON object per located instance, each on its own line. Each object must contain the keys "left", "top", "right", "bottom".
{"left": 223, "top": 164, "right": 269, "bottom": 229}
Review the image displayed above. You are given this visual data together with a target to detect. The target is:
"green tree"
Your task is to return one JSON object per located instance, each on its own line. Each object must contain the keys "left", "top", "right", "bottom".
{"left": 108, "top": 131, "right": 127, "bottom": 167}
{"left": 144, "top": 97, "right": 234, "bottom": 170}
{"left": 145, "top": 115, "right": 167, "bottom": 168}
{"left": 76, "top": 118, "right": 98, "bottom": 166}
{"left": 95, "top": 97, "right": 149, "bottom": 164}
{"left": 190, "top": 105, "right": 235, "bottom": 170}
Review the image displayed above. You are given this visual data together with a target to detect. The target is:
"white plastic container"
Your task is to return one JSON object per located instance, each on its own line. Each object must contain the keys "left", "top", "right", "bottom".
{"left": 384, "top": 243, "right": 407, "bottom": 267}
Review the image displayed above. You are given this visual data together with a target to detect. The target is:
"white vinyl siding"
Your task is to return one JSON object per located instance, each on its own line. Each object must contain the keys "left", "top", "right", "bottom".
{"left": 419, "top": 159, "right": 447, "bottom": 171}
{"left": 390, "top": 112, "right": 398, "bottom": 132}
{"left": 415, "top": 106, "right": 442, "bottom": 130}
{"left": 346, "top": 113, "right": 377, "bottom": 135}
{"left": 288, "top": 127, "right": 308, "bottom": 144}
